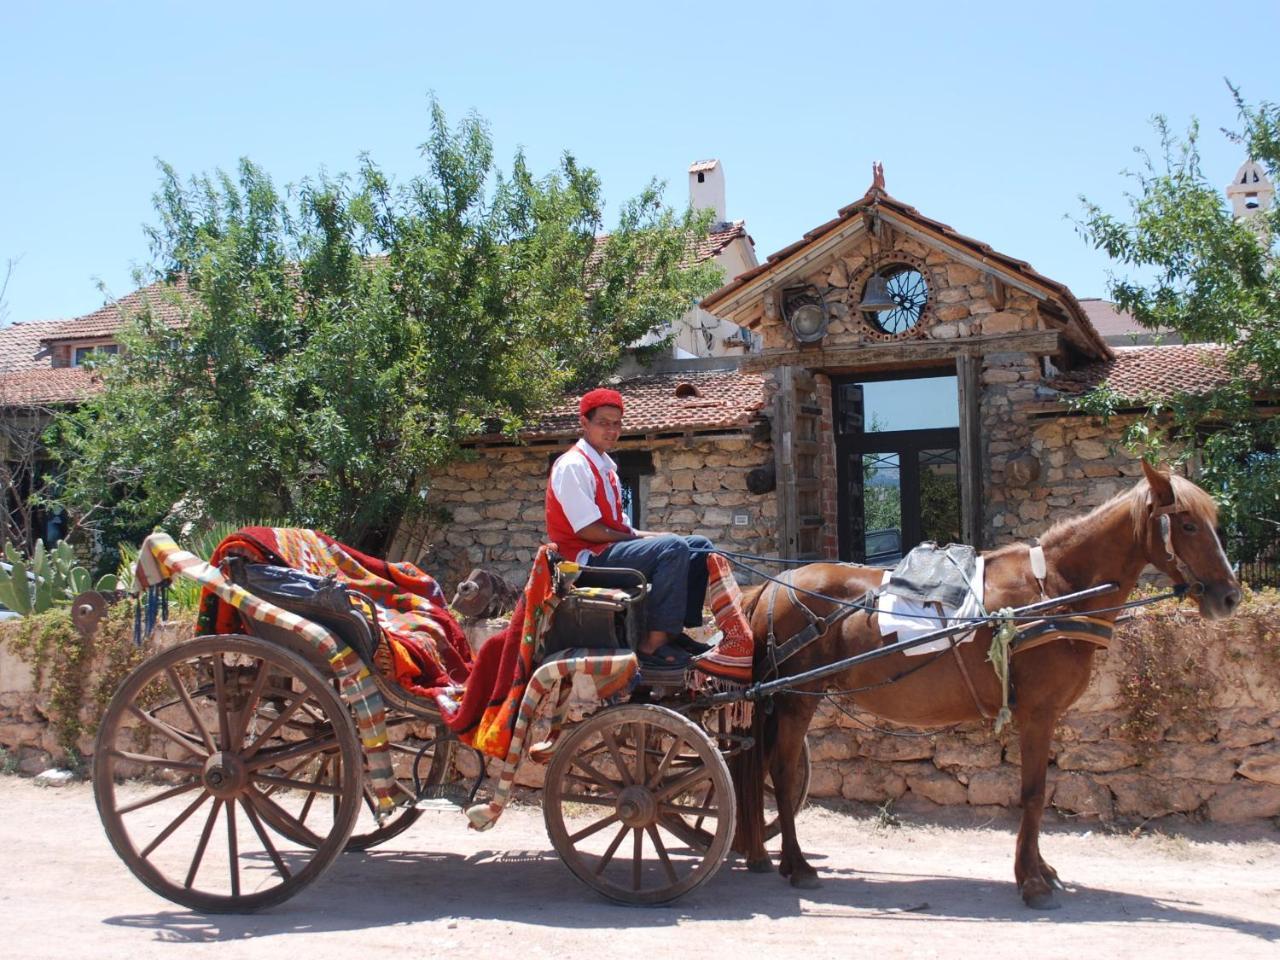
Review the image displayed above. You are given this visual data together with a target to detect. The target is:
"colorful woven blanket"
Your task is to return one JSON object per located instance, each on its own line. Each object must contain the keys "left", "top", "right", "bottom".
{"left": 693, "top": 552, "right": 756, "bottom": 684}
{"left": 199, "top": 527, "right": 473, "bottom": 695}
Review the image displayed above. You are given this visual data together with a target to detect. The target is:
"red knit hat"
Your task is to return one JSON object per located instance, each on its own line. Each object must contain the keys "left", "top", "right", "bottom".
{"left": 579, "top": 388, "right": 624, "bottom": 418}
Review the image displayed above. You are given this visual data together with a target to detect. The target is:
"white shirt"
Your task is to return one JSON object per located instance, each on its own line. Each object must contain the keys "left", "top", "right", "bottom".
{"left": 549, "top": 438, "right": 632, "bottom": 564}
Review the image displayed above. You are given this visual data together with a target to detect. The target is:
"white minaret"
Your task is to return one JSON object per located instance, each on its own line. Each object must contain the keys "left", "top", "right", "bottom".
{"left": 689, "top": 159, "right": 727, "bottom": 227}
{"left": 1226, "top": 159, "right": 1275, "bottom": 219}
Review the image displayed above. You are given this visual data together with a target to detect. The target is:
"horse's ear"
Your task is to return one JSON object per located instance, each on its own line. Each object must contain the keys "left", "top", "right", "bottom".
{"left": 1141, "top": 458, "right": 1175, "bottom": 509}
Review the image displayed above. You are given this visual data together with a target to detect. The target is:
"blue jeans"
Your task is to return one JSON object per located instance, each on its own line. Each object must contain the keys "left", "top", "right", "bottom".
{"left": 588, "top": 535, "right": 712, "bottom": 636}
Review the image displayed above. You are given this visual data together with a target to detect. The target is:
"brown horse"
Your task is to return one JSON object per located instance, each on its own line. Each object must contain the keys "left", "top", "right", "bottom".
{"left": 732, "top": 461, "right": 1241, "bottom": 909}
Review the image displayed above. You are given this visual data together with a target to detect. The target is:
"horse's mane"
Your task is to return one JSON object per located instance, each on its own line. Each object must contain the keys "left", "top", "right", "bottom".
{"left": 986, "top": 473, "right": 1218, "bottom": 559}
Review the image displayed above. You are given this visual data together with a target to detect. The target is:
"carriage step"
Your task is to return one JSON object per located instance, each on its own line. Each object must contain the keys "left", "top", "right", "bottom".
{"left": 413, "top": 783, "right": 474, "bottom": 809}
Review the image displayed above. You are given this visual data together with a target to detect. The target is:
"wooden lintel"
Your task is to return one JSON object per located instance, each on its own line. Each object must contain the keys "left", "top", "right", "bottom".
{"left": 742, "top": 330, "right": 1063, "bottom": 373}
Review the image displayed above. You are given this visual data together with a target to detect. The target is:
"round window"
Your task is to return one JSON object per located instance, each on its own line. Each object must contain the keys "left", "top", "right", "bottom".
{"left": 862, "top": 266, "right": 929, "bottom": 335}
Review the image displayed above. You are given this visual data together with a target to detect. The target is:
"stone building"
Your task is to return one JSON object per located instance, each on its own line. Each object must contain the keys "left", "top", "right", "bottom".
{"left": 402, "top": 168, "right": 1241, "bottom": 589}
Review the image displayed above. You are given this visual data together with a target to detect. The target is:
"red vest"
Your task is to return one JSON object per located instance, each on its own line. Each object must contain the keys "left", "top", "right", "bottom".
{"left": 546, "top": 446, "right": 630, "bottom": 559}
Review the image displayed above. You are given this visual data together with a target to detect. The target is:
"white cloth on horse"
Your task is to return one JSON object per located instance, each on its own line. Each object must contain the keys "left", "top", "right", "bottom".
{"left": 876, "top": 556, "right": 985, "bottom": 655}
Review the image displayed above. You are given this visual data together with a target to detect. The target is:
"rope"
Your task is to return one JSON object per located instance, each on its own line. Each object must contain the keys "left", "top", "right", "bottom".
{"left": 988, "top": 608, "right": 1017, "bottom": 734}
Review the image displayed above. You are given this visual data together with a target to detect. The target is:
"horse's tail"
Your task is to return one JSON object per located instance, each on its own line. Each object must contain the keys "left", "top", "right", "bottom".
{"left": 729, "top": 580, "right": 773, "bottom": 861}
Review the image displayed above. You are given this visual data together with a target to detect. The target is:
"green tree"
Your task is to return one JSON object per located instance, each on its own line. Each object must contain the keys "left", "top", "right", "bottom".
{"left": 1076, "top": 85, "right": 1280, "bottom": 555}
{"left": 55, "top": 102, "right": 720, "bottom": 554}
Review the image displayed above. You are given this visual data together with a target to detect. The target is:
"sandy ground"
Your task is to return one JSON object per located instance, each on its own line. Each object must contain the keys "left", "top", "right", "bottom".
{"left": 2, "top": 775, "right": 1278, "bottom": 960}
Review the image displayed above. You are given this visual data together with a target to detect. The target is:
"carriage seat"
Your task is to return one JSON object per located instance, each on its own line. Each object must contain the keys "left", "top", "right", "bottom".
{"left": 222, "top": 557, "right": 382, "bottom": 666}
{"left": 542, "top": 565, "right": 648, "bottom": 658}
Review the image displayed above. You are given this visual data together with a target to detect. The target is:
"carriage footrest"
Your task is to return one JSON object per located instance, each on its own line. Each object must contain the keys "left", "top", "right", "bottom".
{"left": 412, "top": 783, "right": 475, "bottom": 809}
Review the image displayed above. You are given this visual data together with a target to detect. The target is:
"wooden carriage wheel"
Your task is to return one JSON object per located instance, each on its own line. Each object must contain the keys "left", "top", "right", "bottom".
{"left": 278, "top": 718, "right": 456, "bottom": 852}
{"left": 93, "top": 635, "right": 363, "bottom": 912}
{"left": 764, "top": 734, "right": 812, "bottom": 841}
{"left": 543, "top": 704, "right": 735, "bottom": 905}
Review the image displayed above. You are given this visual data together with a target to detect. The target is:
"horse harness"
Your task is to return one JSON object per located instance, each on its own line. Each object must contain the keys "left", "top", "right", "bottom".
{"left": 759, "top": 553, "right": 1118, "bottom": 724}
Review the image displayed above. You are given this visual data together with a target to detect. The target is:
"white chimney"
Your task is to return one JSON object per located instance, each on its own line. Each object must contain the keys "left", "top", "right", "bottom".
{"left": 1226, "top": 159, "right": 1275, "bottom": 219}
{"left": 689, "top": 159, "right": 726, "bottom": 226}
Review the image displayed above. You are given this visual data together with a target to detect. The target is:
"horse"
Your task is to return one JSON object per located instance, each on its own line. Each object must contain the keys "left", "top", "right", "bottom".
{"left": 731, "top": 460, "right": 1241, "bottom": 909}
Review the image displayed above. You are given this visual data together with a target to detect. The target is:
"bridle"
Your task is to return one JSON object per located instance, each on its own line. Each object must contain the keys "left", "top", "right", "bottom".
{"left": 1152, "top": 500, "right": 1207, "bottom": 598}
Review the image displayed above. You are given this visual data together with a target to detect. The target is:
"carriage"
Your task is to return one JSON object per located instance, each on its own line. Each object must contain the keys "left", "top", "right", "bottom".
{"left": 92, "top": 529, "right": 811, "bottom": 912}
{"left": 93, "top": 464, "right": 1239, "bottom": 913}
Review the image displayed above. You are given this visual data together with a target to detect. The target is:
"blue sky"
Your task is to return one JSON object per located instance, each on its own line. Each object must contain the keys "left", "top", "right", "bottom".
{"left": 2, "top": 1, "right": 1276, "bottom": 325}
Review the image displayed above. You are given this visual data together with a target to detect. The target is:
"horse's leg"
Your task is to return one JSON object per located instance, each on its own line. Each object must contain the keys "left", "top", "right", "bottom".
{"left": 1015, "top": 711, "right": 1061, "bottom": 910}
{"left": 773, "top": 694, "right": 821, "bottom": 889}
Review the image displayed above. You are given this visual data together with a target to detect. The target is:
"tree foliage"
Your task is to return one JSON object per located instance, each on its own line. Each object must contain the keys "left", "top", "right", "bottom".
{"left": 55, "top": 102, "right": 721, "bottom": 553}
{"left": 1076, "top": 85, "right": 1280, "bottom": 553}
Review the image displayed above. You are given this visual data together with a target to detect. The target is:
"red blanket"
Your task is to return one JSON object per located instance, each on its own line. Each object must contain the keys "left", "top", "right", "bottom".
{"left": 199, "top": 527, "right": 472, "bottom": 692}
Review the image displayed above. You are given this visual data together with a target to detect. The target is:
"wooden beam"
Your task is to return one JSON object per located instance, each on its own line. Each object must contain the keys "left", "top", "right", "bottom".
{"left": 742, "top": 330, "right": 1063, "bottom": 373}
{"left": 956, "top": 355, "right": 984, "bottom": 549}
{"left": 879, "top": 213, "right": 1052, "bottom": 303}
{"left": 704, "top": 218, "right": 869, "bottom": 321}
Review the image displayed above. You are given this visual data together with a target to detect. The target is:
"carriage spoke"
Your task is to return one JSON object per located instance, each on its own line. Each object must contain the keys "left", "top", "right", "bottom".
{"left": 140, "top": 791, "right": 211, "bottom": 860}
{"left": 568, "top": 811, "right": 621, "bottom": 844}
{"left": 655, "top": 764, "right": 712, "bottom": 802}
{"left": 126, "top": 704, "right": 207, "bottom": 759}
{"left": 593, "top": 823, "right": 629, "bottom": 875}
{"left": 632, "top": 723, "right": 648, "bottom": 784}
{"left": 645, "top": 736, "right": 682, "bottom": 789}
{"left": 569, "top": 753, "right": 624, "bottom": 793}
{"left": 601, "top": 731, "right": 633, "bottom": 787}
{"left": 662, "top": 800, "right": 721, "bottom": 819}
{"left": 245, "top": 787, "right": 324, "bottom": 848}
{"left": 646, "top": 824, "right": 678, "bottom": 884}
{"left": 556, "top": 792, "right": 618, "bottom": 807}
{"left": 185, "top": 798, "right": 222, "bottom": 890}
{"left": 631, "top": 827, "right": 643, "bottom": 891}
{"left": 241, "top": 691, "right": 308, "bottom": 759}
{"left": 165, "top": 666, "right": 216, "bottom": 754}
{"left": 212, "top": 656, "right": 233, "bottom": 750}
{"left": 296, "top": 754, "right": 330, "bottom": 826}
{"left": 225, "top": 798, "right": 240, "bottom": 898}
{"left": 245, "top": 733, "right": 337, "bottom": 772}
{"left": 693, "top": 783, "right": 715, "bottom": 832}
{"left": 241, "top": 793, "right": 292, "bottom": 880}
{"left": 116, "top": 779, "right": 202, "bottom": 816}
{"left": 108, "top": 749, "right": 204, "bottom": 773}
{"left": 231, "top": 657, "right": 270, "bottom": 745}
{"left": 251, "top": 772, "right": 342, "bottom": 796}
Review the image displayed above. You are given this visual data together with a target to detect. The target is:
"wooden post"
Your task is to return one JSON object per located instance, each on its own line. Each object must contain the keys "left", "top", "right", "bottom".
{"left": 956, "top": 355, "right": 983, "bottom": 549}
{"left": 773, "top": 366, "right": 798, "bottom": 559}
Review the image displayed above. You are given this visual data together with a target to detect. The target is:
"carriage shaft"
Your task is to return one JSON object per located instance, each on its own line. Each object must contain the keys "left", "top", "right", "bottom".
{"left": 701, "top": 582, "right": 1120, "bottom": 704}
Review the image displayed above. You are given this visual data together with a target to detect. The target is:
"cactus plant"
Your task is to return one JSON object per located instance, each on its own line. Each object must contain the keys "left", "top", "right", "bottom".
{"left": 0, "top": 539, "right": 119, "bottom": 616}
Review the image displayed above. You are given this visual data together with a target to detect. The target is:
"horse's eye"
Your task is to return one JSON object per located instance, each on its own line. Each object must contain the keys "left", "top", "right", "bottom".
{"left": 1182, "top": 521, "right": 1198, "bottom": 534}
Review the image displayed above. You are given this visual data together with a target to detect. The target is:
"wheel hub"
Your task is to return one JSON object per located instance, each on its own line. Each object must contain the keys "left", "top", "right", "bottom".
{"left": 616, "top": 785, "right": 657, "bottom": 827}
{"left": 202, "top": 751, "right": 248, "bottom": 799}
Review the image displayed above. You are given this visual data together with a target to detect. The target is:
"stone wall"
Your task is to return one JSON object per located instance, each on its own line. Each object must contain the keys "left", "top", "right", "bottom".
{"left": 804, "top": 597, "right": 1280, "bottom": 823}
{"left": 979, "top": 352, "right": 1160, "bottom": 547}
{"left": 394, "top": 433, "right": 778, "bottom": 591}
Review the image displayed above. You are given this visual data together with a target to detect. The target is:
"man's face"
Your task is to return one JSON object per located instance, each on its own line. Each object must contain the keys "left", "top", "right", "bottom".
{"left": 581, "top": 405, "right": 623, "bottom": 453}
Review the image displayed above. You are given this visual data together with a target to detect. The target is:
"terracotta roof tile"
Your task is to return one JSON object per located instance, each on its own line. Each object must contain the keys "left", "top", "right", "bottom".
{"left": 40, "top": 277, "right": 192, "bottom": 343}
{"left": 0, "top": 320, "right": 67, "bottom": 372}
{"left": 1049, "top": 345, "right": 1235, "bottom": 401}
{"left": 700, "top": 186, "right": 1111, "bottom": 359}
{"left": 471, "top": 368, "right": 768, "bottom": 443}
{"left": 588, "top": 221, "right": 752, "bottom": 271}
{"left": 0, "top": 367, "right": 101, "bottom": 405}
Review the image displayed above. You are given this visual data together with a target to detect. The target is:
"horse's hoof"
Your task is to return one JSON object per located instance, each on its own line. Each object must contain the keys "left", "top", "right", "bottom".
{"left": 747, "top": 857, "right": 774, "bottom": 874}
{"left": 790, "top": 873, "right": 822, "bottom": 890}
{"left": 1047, "top": 874, "right": 1066, "bottom": 892}
{"left": 1023, "top": 890, "right": 1060, "bottom": 910}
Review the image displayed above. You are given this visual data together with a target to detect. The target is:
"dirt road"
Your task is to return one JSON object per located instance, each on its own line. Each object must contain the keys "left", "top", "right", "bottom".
{"left": 3, "top": 776, "right": 1278, "bottom": 960}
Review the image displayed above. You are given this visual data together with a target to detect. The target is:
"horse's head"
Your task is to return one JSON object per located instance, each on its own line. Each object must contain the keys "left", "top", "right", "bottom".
{"left": 1136, "top": 460, "right": 1241, "bottom": 620}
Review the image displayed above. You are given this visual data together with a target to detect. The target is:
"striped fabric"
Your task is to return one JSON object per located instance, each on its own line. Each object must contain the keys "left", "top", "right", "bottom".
{"left": 133, "top": 531, "right": 399, "bottom": 816}
{"left": 465, "top": 647, "right": 638, "bottom": 831}
{"left": 692, "top": 553, "right": 755, "bottom": 683}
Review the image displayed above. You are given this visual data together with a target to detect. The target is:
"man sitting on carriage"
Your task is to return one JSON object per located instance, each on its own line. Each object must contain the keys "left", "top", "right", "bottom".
{"left": 546, "top": 387, "right": 713, "bottom": 670}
